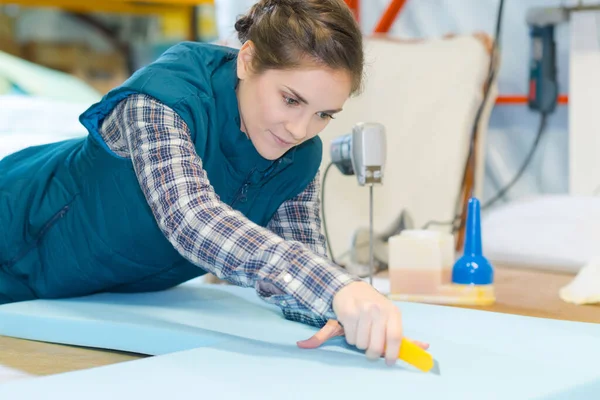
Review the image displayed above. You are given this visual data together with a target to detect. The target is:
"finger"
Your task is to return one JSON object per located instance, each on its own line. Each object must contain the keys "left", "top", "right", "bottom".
{"left": 365, "top": 307, "right": 386, "bottom": 360}
{"left": 343, "top": 314, "right": 360, "bottom": 347}
{"left": 384, "top": 310, "right": 403, "bottom": 366}
{"left": 409, "top": 339, "right": 430, "bottom": 350}
{"left": 354, "top": 306, "right": 374, "bottom": 350}
{"left": 296, "top": 320, "right": 344, "bottom": 349}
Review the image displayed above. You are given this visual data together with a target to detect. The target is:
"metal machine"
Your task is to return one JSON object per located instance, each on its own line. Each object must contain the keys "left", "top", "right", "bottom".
{"left": 330, "top": 122, "right": 386, "bottom": 186}
{"left": 526, "top": 7, "right": 567, "bottom": 114}
{"left": 329, "top": 122, "right": 387, "bottom": 284}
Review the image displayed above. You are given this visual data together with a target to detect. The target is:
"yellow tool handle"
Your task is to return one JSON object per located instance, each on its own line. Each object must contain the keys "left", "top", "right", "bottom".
{"left": 398, "top": 338, "right": 435, "bottom": 372}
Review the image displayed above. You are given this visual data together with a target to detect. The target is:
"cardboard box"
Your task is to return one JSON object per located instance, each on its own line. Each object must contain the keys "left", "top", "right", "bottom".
{"left": 83, "top": 51, "right": 129, "bottom": 94}
{"left": 22, "top": 41, "right": 89, "bottom": 76}
{"left": 0, "top": 36, "right": 21, "bottom": 57}
{"left": 22, "top": 41, "right": 128, "bottom": 94}
{"left": 0, "top": 13, "right": 21, "bottom": 57}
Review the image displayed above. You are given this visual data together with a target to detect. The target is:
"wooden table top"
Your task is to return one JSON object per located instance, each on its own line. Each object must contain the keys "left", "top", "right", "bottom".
{"left": 0, "top": 266, "right": 598, "bottom": 378}
{"left": 455, "top": 266, "right": 600, "bottom": 323}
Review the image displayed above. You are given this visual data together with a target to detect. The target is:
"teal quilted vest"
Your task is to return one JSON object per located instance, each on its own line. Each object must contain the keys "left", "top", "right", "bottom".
{"left": 0, "top": 42, "right": 322, "bottom": 302}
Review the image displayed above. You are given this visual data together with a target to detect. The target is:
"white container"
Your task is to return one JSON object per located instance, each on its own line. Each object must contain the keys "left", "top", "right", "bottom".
{"left": 388, "top": 230, "right": 455, "bottom": 295}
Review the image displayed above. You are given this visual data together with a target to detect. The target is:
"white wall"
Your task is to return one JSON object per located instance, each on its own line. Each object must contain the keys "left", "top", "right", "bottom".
{"left": 569, "top": 10, "right": 600, "bottom": 195}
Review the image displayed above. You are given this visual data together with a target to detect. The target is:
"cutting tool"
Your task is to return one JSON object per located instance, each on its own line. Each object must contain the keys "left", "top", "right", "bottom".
{"left": 398, "top": 337, "right": 441, "bottom": 375}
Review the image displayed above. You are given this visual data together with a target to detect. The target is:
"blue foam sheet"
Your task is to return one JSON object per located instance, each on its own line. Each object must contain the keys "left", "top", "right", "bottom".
{"left": 0, "top": 280, "right": 599, "bottom": 399}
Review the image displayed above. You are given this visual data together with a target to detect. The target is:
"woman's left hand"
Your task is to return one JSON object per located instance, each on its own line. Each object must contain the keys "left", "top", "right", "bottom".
{"left": 297, "top": 319, "right": 429, "bottom": 360}
{"left": 296, "top": 319, "right": 345, "bottom": 349}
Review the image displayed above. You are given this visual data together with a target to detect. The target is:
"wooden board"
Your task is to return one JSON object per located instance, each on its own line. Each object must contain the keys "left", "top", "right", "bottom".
{"left": 459, "top": 266, "right": 600, "bottom": 323}
{"left": 0, "top": 336, "right": 144, "bottom": 376}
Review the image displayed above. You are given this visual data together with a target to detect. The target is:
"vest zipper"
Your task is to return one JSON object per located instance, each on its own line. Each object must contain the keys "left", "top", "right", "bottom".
{"left": 231, "top": 168, "right": 256, "bottom": 207}
{"left": 3, "top": 203, "right": 72, "bottom": 267}
{"left": 231, "top": 161, "right": 279, "bottom": 207}
{"left": 237, "top": 183, "right": 249, "bottom": 204}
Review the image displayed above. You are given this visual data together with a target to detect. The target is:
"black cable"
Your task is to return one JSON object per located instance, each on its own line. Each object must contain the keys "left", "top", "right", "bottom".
{"left": 422, "top": 0, "right": 505, "bottom": 231}
{"left": 452, "top": 0, "right": 505, "bottom": 214}
{"left": 321, "top": 162, "right": 336, "bottom": 264}
{"left": 493, "top": 0, "right": 505, "bottom": 44}
{"left": 421, "top": 112, "right": 550, "bottom": 232}
{"left": 422, "top": 216, "right": 462, "bottom": 230}
{"left": 481, "top": 112, "right": 549, "bottom": 209}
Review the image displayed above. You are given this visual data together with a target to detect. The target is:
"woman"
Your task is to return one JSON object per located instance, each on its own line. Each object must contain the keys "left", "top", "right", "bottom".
{"left": 0, "top": 0, "right": 428, "bottom": 365}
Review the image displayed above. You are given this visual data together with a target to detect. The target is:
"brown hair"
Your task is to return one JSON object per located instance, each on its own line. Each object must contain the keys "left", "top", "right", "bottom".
{"left": 234, "top": 0, "right": 364, "bottom": 95}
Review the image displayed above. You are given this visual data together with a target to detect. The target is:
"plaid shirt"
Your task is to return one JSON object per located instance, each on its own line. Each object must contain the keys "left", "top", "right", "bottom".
{"left": 99, "top": 94, "right": 359, "bottom": 328}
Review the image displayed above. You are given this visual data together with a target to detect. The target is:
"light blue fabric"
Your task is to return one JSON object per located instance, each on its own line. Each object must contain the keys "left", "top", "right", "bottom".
{"left": 0, "top": 281, "right": 318, "bottom": 355}
{"left": 0, "top": 50, "right": 101, "bottom": 102}
{"left": 7, "top": 83, "right": 26, "bottom": 95}
{"left": 0, "top": 280, "right": 598, "bottom": 399}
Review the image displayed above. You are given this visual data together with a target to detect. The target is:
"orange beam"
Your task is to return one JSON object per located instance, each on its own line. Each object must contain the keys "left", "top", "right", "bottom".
{"left": 0, "top": 0, "right": 199, "bottom": 15}
{"left": 344, "top": 0, "right": 360, "bottom": 23}
{"left": 373, "top": 0, "right": 408, "bottom": 33}
{"left": 496, "top": 95, "right": 569, "bottom": 105}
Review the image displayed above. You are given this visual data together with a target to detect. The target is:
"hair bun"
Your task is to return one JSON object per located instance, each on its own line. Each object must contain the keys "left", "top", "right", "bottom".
{"left": 232, "top": 0, "right": 364, "bottom": 94}
{"left": 234, "top": 14, "right": 253, "bottom": 43}
{"left": 235, "top": 0, "right": 283, "bottom": 44}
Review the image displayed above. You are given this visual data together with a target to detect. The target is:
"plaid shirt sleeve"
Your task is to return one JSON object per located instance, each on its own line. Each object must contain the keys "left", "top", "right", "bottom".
{"left": 100, "top": 93, "right": 359, "bottom": 328}
{"left": 267, "top": 172, "right": 328, "bottom": 258}
{"left": 266, "top": 172, "right": 353, "bottom": 326}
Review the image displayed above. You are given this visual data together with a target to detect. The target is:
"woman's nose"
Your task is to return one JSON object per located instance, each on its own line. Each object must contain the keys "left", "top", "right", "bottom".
{"left": 285, "top": 117, "right": 310, "bottom": 142}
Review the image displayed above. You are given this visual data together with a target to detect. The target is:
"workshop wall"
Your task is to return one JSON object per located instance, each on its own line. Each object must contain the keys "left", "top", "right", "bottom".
{"left": 358, "top": 0, "right": 574, "bottom": 206}
{"left": 3, "top": 0, "right": 592, "bottom": 206}
{"left": 215, "top": 0, "right": 584, "bottom": 208}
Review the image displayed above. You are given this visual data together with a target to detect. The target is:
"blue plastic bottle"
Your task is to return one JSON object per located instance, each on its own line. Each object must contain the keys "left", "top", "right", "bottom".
{"left": 452, "top": 197, "right": 494, "bottom": 285}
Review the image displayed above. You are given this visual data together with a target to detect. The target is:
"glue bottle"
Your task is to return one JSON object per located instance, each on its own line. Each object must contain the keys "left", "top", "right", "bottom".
{"left": 452, "top": 197, "right": 494, "bottom": 285}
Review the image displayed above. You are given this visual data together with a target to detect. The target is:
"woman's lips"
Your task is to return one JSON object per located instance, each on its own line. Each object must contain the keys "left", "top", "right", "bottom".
{"left": 270, "top": 130, "right": 294, "bottom": 147}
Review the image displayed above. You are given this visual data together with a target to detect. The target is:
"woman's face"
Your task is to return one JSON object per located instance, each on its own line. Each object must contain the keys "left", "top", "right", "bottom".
{"left": 236, "top": 41, "right": 352, "bottom": 160}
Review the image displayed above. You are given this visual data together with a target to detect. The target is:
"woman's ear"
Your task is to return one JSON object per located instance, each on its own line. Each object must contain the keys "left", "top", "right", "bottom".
{"left": 237, "top": 40, "right": 255, "bottom": 80}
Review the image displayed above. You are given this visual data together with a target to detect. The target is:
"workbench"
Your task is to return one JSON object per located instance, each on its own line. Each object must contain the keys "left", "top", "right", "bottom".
{"left": 0, "top": 266, "right": 598, "bottom": 377}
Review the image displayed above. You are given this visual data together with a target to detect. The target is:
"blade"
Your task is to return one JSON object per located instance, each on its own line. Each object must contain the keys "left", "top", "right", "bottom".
{"left": 430, "top": 359, "right": 441, "bottom": 375}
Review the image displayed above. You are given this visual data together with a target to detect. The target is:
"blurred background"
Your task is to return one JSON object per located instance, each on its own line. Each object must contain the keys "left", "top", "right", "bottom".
{"left": 1, "top": 0, "right": 600, "bottom": 271}
{"left": 0, "top": 0, "right": 589, "bottom": 204}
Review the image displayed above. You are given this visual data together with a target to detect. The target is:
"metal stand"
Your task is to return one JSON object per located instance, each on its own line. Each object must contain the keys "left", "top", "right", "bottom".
{"left": 369, "top": 185, "right": 374, "bottom": 285}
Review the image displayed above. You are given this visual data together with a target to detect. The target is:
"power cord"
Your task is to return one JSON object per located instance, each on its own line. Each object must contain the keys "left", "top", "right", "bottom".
{"left": 321, "top": 162, "right": 382, "bottom": 279}
{"left": 482, "top": 112, "right": 549, "bottom": 209}
{"left": 422, "top": 112, "right": 550, "bottom": 232}
{"left": 420, "top": 0, "right": 506, "bottom": 234}
{"left": 422, "top": 0, "right": 503, "bottom": 232}
{"left": 452, "top": 0, "right": 506, "bottom": 214}
{"left": 321, "top": 162, "right": 336, "bottom": 264}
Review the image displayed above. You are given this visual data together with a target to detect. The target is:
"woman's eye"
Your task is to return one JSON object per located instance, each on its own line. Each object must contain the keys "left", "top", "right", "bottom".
{"left": 318, "top": 112, "right": 334, "bottom": 120}
{"left": 283, "top": 96, "right": 299, "bottom": 106}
